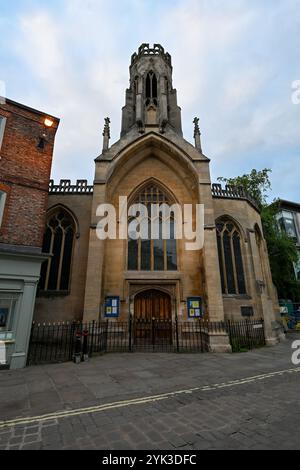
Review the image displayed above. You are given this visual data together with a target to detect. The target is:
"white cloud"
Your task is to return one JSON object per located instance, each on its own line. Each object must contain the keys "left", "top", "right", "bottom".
{"left": 159, "top": 0, "right": 257, "bottom": 108}
{"left": 13, "top": 4, "right": 126, "bottom": 180}
{"left": 222, "top": 65, "right": 271, "bottom": 110}
{"left": 19, "top": 13, "right": 64, "bottom": 77}
{"left": 3, "top": 0, "right": 299, "bottom": 201}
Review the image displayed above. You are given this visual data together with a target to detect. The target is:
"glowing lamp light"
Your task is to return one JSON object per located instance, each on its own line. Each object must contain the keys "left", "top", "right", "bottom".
{"left": 44, "top": 118, "right": 54, "bottom": 128}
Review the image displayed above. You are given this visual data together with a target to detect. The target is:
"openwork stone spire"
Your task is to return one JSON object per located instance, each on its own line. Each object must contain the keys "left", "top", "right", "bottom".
{"left": 102, "top": 117, "right": 111, "bottom": 152}
{"left": 121, "top": 44, "right": 183, "bottom": 137}
{"left": 193, "top": 117, "right": 202, "bottom": 152}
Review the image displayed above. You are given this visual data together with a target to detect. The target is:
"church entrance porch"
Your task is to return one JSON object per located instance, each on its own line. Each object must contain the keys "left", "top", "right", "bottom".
{"left": 133, "top": 289, "right": 173, "bottom": 350}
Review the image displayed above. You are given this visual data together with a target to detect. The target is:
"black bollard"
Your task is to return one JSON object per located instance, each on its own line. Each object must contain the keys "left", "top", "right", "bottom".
{"left": 82, "top": 329, "right": 89, "bottom": 362}
{"left": 73, "top": 332, "right": 82, "bottom": 364}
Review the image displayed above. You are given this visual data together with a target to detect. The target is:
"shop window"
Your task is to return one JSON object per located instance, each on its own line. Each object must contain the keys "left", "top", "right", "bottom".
{"left": 0, "top": 295, "right": 18, "bottom": 331}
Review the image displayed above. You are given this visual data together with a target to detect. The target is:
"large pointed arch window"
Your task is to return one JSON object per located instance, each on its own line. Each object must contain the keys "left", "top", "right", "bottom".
{"left": 128, "top": 184, "right": 177, "bottom": 272}
{"left": 216, "top": 219, "right": 246, "bottom": 295}
{"left": 39, "top": 209, "right": 75, "bottom": 292}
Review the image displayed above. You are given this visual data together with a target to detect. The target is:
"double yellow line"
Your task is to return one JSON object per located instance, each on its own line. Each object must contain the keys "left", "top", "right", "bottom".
{"left": 1, "top": 366, "right": 299, "bottom": 430}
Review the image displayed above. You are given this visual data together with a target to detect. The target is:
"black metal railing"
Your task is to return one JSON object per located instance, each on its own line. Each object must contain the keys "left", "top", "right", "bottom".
{"left": 27, "top": 318, "right": 266, "bottom": 365}
{"left": 225, "top": 319, "right": 266, "bottom": 352}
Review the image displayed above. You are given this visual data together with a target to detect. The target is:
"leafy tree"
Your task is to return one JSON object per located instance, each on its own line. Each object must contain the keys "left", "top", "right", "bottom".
{"left": 218, "top": 169, "right": 300, "bottom": 301}
{"left": 218, "top": 168, "right": 272, "bottom": 210}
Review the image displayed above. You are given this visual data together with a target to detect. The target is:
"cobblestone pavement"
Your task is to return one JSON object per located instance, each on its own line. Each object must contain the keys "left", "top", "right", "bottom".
{"left": 0, "top": 332, "right": 300, "bottom": 450}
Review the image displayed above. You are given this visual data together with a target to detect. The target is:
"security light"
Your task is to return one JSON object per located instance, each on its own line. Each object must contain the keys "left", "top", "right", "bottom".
{"left": 44, "top": 118, "right": 54, "bottom": 128}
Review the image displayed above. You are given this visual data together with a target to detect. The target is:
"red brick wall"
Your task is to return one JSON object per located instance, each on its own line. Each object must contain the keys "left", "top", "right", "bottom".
{"left": 0, "top": 100, "right": 59, "bottom": 248}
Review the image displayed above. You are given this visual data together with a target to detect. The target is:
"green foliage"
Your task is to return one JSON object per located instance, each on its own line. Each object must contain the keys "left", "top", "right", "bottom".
{"left": 218, "top": 168, "right": 272, "bottom": 210}
{"left": 218, "top": 169, "right": 300, "bottom": 300}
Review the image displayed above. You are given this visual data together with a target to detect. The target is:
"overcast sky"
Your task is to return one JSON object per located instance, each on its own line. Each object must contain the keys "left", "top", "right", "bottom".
{"left": 1, "top": 0, "right": 299, "bottom": 202}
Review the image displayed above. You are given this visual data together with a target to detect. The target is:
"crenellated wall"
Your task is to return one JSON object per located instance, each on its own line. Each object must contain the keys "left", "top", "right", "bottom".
{"left": 49, "top": 179, "right": 93, "bottom": 194}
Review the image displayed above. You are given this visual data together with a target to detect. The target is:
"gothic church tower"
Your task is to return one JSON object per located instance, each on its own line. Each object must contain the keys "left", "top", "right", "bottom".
{"left": 121, "top": 44, "right": 182, "bottom": 136}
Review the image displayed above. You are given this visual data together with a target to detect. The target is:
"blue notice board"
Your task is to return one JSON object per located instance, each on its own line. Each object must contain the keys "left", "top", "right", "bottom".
{"left": 104, "top": 297, "right": 120, "bottom": 318}
{"left": 187, "top": 297, "right": 203, "bottom": 319}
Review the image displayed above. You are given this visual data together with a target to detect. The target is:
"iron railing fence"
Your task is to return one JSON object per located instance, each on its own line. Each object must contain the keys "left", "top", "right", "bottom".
{"left": 27, "top": 318, "right": 265, "bottom": 366}
{"left": 225, "top": 320, "right": 266, "bottom": 352}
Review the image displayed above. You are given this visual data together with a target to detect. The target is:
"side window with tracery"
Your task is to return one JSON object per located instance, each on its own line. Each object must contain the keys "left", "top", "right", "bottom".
{"left": 39, "top": 209, "right": 75, "bottom": 292}
{"left": 216, "top": 219, "right": 246, "bottom": 295}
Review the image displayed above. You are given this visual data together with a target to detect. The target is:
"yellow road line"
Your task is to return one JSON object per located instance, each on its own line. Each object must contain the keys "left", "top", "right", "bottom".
{"left": 1, "top": 366, "right": 299, "bottom": 430}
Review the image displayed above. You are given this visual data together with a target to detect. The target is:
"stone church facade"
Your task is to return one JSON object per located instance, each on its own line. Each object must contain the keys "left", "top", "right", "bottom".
{"left": 34, "top": 44, "right": 283, "bottom": 349}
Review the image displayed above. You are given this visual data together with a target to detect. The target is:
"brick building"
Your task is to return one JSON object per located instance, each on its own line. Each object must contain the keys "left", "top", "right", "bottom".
{"left": 33, "top": 44, "right": 284, "bottom": 351}
{"left": 0, "top": 99, "right": 59, "bottom": 369}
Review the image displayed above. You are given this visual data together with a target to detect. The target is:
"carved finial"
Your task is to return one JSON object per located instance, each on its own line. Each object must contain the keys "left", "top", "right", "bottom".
{"left": 102, "top": 117, "right": 111, "bottom": 152}
{"left": 103, "top": 117, "right": 111, "bottom": 138}
{"left": 193, "top": 117, "right": 200, "bottom": 136}
{"left": 193, "top": 117, "right": 202, "bottom": 152}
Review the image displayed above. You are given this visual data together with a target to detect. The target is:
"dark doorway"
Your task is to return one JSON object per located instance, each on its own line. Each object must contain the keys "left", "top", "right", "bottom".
{"left": 134, "top": 290, "right": 173, "bottom": 348}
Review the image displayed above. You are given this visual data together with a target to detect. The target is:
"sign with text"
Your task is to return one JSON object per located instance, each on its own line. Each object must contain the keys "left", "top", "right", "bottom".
{"left": 187, "top": 297, "right": 203, "bottom": 319}
{"left": 104, "top": 297, "right": 120, "bottom": 318}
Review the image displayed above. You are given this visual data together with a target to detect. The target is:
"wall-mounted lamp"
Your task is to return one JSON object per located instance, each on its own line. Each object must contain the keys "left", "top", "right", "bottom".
{"left": 37, "top": 117, "right": 54, "bottom": 149}
{"left": 44, "top": 118, "right": 54, "bottom": 128}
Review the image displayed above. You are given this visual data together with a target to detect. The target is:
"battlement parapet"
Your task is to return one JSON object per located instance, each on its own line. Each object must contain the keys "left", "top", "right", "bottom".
{"left": 49, "top": 179, "right": 93, "bottom": 194}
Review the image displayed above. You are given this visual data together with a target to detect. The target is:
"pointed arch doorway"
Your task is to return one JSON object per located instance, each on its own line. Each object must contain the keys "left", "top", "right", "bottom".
{"left": 134, "top": 289, "right": 172, "bottom": 321}
{"left": 134, "top": 289, "right": 173, "bottom": 347}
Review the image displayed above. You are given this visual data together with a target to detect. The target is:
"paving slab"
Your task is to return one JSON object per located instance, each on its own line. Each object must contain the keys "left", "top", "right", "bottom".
{"left": 0, "top": 332, "right": 300, "bottom": 450}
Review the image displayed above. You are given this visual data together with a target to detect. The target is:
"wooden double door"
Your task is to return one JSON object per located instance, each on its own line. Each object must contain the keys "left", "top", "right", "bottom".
{"left": 134, "top": 290, "right": 172, "bottom": 344}
{"left": 134, "top": 290, "right": 172, "bottom": 321}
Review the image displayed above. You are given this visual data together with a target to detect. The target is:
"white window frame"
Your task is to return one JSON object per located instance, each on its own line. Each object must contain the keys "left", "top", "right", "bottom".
{"left": 0, "top": 190, "right": 7, "bottom": 228}
{"left": 0, "top": 116, "right": 7, "bottom": 150}
{"left": 277, "top": 210, "right": 299, "bottom": 241}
